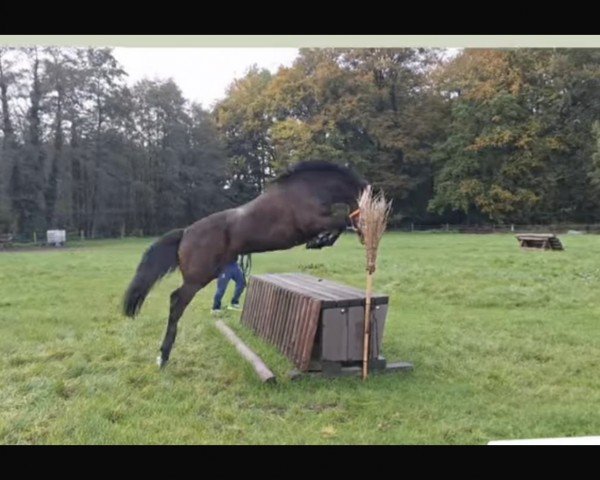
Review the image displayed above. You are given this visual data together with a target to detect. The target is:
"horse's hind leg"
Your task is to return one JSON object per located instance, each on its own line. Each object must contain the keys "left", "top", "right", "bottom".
{"left": 158, "top": 281, "right": 203, "bottom": 368}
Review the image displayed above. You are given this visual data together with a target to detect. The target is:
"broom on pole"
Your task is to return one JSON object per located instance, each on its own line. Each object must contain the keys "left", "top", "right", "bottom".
{"left": 357, "top": 185, "right": 392, "bottom": 380}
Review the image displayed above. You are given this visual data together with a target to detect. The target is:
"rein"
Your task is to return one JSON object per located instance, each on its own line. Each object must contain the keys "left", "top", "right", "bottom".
{"left": 349, "top": 208, "right": 361, "bottom": 229}
{"left": 240, "top": 253, "right": 252, "bottom": 282}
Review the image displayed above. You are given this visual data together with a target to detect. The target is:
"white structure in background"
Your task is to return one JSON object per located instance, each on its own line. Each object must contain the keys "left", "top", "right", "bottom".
{"left": 47, "top": 230, "right": 66, "bottom": 246}
{"left": 489, "top": 436, "right": 600, "bottom": 445}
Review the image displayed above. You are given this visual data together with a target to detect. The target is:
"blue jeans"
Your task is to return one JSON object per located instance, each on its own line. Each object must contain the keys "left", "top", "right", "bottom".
{"left": 212, "top": 261, "right": 246, "bottom": 310}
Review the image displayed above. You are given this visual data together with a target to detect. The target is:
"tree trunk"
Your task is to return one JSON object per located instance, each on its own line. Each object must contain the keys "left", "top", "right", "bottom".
{"left": 0, "top": 56, "right": 15, "bottom": 147}
{"left": 27, "top": 48, "right": 47, "bottom": 234}
{"left": 46, "top": 84, "right": 64, "bottom": 227}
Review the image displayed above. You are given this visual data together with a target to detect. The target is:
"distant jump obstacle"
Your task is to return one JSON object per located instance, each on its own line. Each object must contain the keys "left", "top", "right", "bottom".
{"left": 515, "top": 233, "right": 564, "bottom": 251}
{"left": 236, "top": 273, "right": 412, "bottom": 379}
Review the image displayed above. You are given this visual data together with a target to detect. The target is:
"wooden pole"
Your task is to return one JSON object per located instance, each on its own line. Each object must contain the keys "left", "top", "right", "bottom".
{"left": 362, "top": 272, "right": 373, "bottom": 380}
{"left": 215, "top": 320, "right": 276, "bottom": 384}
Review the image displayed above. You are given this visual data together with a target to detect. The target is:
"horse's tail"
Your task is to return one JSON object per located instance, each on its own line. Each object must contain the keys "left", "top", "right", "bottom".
{"left": 123, "top": 228, "right": 185, "bottom": 318}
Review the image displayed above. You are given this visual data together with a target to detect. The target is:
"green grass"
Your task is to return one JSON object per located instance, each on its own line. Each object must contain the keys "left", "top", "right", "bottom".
{"left": 1, "top": 233, "right": 599, "bottom": 444}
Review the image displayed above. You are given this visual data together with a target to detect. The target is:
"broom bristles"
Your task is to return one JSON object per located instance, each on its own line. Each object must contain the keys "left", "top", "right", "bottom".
{"left": 357, "top": 185, "right": 392, "bottom": 273}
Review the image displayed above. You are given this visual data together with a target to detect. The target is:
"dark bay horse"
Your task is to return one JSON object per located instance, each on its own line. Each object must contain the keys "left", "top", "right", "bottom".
{"left": 123, "top": 160, "right": 368, "bottom": 367}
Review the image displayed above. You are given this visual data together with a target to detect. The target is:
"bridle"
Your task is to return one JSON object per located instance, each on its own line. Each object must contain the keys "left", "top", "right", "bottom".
{"left": 348, "top": 208, "right": 365, "bottom": 244}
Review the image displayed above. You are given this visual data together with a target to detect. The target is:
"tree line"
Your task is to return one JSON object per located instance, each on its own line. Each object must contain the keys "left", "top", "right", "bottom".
{"left": 1, "top": 47, "right": 599, "bottom": 239}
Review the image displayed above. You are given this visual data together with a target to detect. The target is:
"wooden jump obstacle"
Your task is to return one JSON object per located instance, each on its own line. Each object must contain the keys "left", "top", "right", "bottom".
{"left": 515, "top": 233, "right": 564, "bottom": 251}
{"left": 240, "top": 273, "right": 413, "bottom": 378}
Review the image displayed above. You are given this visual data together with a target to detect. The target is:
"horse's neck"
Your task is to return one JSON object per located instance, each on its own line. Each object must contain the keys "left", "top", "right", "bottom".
{"left": 232, "top": 196, "right": 261, "bottom": 220}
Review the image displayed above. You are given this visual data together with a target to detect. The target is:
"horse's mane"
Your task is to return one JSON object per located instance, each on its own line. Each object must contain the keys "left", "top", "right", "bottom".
{"left": 272, "top": 160, "right": 367, "bottom": 187}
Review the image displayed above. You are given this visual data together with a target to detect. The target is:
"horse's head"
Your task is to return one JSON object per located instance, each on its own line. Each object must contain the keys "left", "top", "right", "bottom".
{"left": 348, "top": 207, "right": 365, "bottom": 245}
{"left": 269, "top": 161, "right": 370, "bottom": 246}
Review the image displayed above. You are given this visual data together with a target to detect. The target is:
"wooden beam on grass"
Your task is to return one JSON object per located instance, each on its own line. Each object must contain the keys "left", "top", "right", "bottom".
{"left": 215, "top": 320, "right": 276, "bottom": 384}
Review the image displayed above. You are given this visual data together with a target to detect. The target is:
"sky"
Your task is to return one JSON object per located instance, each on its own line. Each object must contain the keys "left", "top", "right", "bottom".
{"left": 112, "top": 48, "right": 299, "bottom": 110}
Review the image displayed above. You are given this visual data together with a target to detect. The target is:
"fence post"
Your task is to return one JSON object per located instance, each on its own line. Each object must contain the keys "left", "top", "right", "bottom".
{"left": 411, "top": 222, "right": 414, "bottom": 232}
{"left": 80, "top": 230, "right": 84, "bottom": 241}
{"left": 33, "top": 231, "right": 37, "bottom": 244}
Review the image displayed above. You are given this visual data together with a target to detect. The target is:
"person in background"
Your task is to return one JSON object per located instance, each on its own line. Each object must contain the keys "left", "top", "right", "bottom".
{"left": 211, "top": 256, "right": 246, "bottom": 314}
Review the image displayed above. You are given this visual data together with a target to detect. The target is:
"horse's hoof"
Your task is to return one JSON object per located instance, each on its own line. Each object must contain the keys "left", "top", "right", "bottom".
{"left": 306, "top": 240, "right": 324, "bottom": 249}
{"left": 156, "top": 355, "right": 168, "bottom": 369}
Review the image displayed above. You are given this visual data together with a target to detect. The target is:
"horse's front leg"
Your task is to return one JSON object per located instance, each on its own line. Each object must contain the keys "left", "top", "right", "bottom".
{"left": 305, "top": 228, "right": 344, "bottom": 249}
{"left": 305, "top": 202, "right": 352, "bottom": 249}
{"left": 306, "top": 231, "right": 328, "bottom": 249}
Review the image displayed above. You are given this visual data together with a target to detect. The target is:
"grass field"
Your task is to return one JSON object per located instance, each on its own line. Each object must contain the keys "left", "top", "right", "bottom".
{"left": 1, "top": 232, "right": 599, "bottom": 444}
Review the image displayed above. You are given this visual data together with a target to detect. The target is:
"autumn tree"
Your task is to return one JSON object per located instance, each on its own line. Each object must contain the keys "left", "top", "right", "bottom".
{"left": 215, "top": 66, "right": 275, "bottom": 201}
{"left": 429, "top": 48, "right": 600, "bottom": 223}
